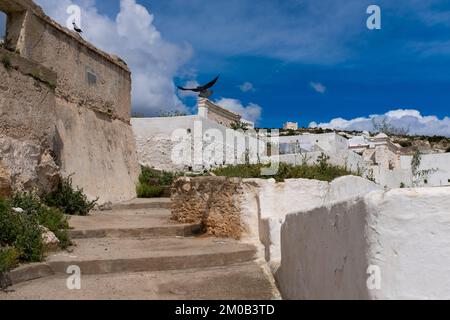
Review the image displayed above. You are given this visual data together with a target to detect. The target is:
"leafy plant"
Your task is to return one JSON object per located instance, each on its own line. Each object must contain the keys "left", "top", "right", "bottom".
{"left": 14, "top": 216, "right": 44, "bottom": 262}
{"left": 0, "top": 198, "right": 44, "bottom": 263}
{"left": 231, "top": 121, "right": 249, "bottom": 131}
{"left": 44, "top": 176, "right": 97, "bottom": 216}
{"left": 136, "top": 184, "right": 164, "bottom": 198}
{"left": 411, "top": 149, "right": 437, "bottom": 187}
{"left": 399, "top": 141, "right": 413, "bottom": 148}
{"left": 1, "top": 56, "right": 11, "bottom": 70}
{"left": 212, "top": 161, "right": 356, "bottom": 183}
{"left": 137, "top": 167, "right": 180, "bottom": 198}
{"left": 11, "top": 193, "right": 71, "bottom": 249}
{"left": 0, "top": 247, "right": 19, "bottom": 273}
{"left": 317, "top": 153, "right": 331, "bottom": 171}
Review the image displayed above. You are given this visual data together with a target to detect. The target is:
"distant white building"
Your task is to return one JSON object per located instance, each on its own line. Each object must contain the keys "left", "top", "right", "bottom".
{"left": 283, "top": 122, "right": 299, "bottom": 130}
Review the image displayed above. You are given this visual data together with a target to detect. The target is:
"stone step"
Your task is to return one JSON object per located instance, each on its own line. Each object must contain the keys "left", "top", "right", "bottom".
{"left": 46, "top": 237, "right": 257, "bottom": 276}
{"left": 1, "top": 262, "right": 280, "bottom": 300}
{"left": 112, "top": 198, "right": 172, "bottom": 210}
{"left": 68, "top": 208, "right": 201, "bottom": 239}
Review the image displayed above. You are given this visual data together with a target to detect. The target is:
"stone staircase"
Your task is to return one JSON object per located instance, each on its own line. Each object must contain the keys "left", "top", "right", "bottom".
{"left": 1, "top": 199, "right": 279, "bottom": 300}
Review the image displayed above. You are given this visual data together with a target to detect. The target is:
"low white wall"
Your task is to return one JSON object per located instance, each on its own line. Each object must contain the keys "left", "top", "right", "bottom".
{"left": 131, "top": 116, "right": 265, "bottom": 172}
{"left": 371, "top": 152, "right": 450, "bottom": 189}
{"left": 277, "top": 187, "right": 450, "bottom": 300}
{"left": 240, "top": 176, "right": 380, "bottom": 269}
{"left": 279, "top": 133, "right": 348, "bottom": 154}
{"left": 276, "top": 149, "right": 367, "bottom": 174}
{"left": 400, "top": 153, "right": 450, "bottom": 187}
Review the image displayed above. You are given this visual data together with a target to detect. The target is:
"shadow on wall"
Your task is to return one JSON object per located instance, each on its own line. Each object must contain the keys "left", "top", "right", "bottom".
{"left": 275, "top": 200, "right": 372, "bottom": 300}
{"left": 0, "top": 11, "right": 6, "bottom": 42}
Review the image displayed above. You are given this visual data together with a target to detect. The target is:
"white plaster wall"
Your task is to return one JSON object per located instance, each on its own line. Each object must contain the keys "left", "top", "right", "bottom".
{"left": 400, "top": 153, "right": 450, "bottom": 187}
{"left": 370, "top": 153, "right": 450, "bottom": 189}
{"left": 276, "top": 149, "right": 367, "bottom": 174}
{"left": 277, "top": 187, "right": 450, "bottom": 300}
{"left": 132, "top": 116, "right": 265, "bottom": 172}
{"left": 279, "top": 133, "right": 348, "bottom": 154}
{"left": 365, "top": 188, "right": 450, "bottom": 299}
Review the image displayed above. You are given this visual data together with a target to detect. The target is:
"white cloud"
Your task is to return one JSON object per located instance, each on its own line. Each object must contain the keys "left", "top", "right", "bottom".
{"left": 215, "top": 98, "right": 262, "bottom": 124}
{"left": 239, "top": 82, "right": 255, "bottom": 93}
{"left": 35, "top": 0, "right": 192, "bottom": 115}
{"left": 309, "top": 82, "right": 326, "bottom": 94}
{"left": 309, "top": 109, "right": 450, "bottom": 137}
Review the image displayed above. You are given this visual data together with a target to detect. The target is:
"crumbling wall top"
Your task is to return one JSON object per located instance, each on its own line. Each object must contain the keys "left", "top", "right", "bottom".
{"left": 1, "top": 0, "right": 129, "bottom": 72}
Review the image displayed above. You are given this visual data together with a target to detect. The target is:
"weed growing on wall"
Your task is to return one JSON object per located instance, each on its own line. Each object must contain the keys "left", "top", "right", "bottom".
{"left": 137, "top": 167, "right": 181, "bottom": 198}
{"left": 44, "top": 176, "right": 97, "bottom": 216}
{"left": 1, "top": 55, "right": 11, "bottom": 70}
{"left": 212, "top": 157, "right": 356, "bottom": 183}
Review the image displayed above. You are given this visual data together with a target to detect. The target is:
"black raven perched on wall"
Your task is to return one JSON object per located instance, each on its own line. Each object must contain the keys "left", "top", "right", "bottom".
{"left": 72, "top": 21, "right": 83, "bottom": 34}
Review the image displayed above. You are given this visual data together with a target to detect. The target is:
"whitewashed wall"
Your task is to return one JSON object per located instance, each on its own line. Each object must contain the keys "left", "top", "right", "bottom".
{"left": 131, "top": 116, "right": 266, "bottom": 172}
{"left": 400, "top": 153, "right": 450, "bottom": 187}
{"left": 277, "top": 187, "right": 450, "bottom": 300}
{"left": 371, "top": 152, "right": 450, "bottom": 189}
{"left": 240, "top": 176, "right": 380, "bottom": 270}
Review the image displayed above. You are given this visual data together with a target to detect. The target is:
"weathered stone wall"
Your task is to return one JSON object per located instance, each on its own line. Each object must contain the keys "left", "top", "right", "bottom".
{"left": 0, "top": 0, "right": 139, "bottom": 203}
{"left": 0, "top": 47, "right": 59, "bottom": 195}
{"left": 200, "top": 99, "right": 241, "bottom": 129}
{"left": 171, "top": 176, "right": 245, "bottom": 239}
{"left": 277, "top": 187, "right": 450, "bottom": 300}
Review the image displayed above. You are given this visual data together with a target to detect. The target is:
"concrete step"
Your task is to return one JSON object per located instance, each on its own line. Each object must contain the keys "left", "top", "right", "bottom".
{"left": 46, "top": 237, "right": 257, "bottom": 276}
{"left": 68, "top": 208, "right": 201, "bottom": 239}
{"left": 112, "top": 198, "right": 172, "bottom": 210}
{"left": 0, "top": 262, "right": 279, "bottom": 300}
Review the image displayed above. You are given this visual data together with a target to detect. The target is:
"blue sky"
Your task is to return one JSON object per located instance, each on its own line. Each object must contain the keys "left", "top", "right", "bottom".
{"left": 2, "top": 1, "right": 450, "bottom": 135}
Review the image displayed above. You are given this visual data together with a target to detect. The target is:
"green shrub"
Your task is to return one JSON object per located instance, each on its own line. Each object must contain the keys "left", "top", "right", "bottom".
{"left": 0, "top": 198, "right": 44, "bottom": 262}
{"left": 14, "top": 216, "right": 44, "bottom": 262}
{"left": 11, "top": 193, "right": 70, "bottom": 248}
{"left": 137, "top": 167, "right": 180, "bottom": 198}
{"left": 136, "top": 184, "right": 164, "bottom": 198}
{"left": 0, "top": 199, "right": 19, "bottom": 246}
{"left": 0, "top": 247, "right": 19, "bottom": 273}
{"left": 446, "top": 147, "right": 450, "bottom": 153}
{"left": 1, "top": 56, "right": 12, "bottom": 70}
{"left": 44, "top": 176, "right": 97, "bottom": 216}
{"left": 1, "top": 194, "right": 71, "bottom": 265}
{"left": 139, "top": 167, "right": 178, "bottom": 186}
{"left": 399, "top": 141, "right": 413, "bottom": 148}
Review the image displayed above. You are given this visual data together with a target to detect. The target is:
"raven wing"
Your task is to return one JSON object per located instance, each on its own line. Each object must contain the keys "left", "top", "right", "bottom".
{"left": 177, "top": 86, "right": 201, "bottom": 92}
{"left": 200, "top": 75, "right": 220, "bottom": 90}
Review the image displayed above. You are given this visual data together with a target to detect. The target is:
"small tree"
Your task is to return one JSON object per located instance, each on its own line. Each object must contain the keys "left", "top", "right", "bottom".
{"left": 411, "top": 149, "right": 436, "bottom": 187}
{"left": 231, "top": 121, "right": 249, "bottom": 131}
{"left": 372, "top": 118, "right": 410, "bottom": 136}
{"left": 317, "top": 153, "right": 331, "bottom": 171}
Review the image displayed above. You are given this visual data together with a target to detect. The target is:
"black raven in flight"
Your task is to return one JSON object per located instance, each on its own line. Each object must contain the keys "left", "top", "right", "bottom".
{"left": 178, "top": 75, "right": 220, "bottom": 98}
